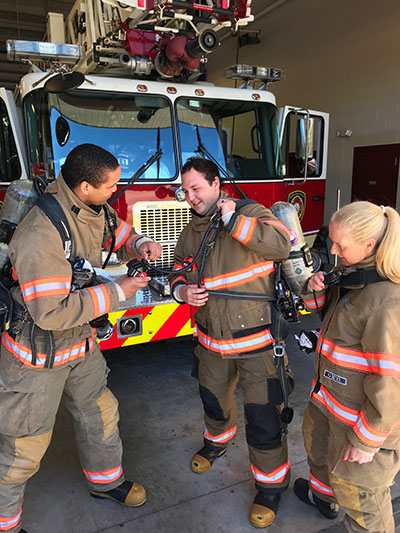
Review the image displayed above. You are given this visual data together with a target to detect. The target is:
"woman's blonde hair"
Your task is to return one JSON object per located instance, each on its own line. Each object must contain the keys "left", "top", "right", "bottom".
{"left": 331, "top": 201, "right": 400, "bottom": 283}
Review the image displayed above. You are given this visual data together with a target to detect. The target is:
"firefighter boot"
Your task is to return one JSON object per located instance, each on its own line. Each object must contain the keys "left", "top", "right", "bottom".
{"left": 294, "top": 478, "right": 339, "bottom": 519}
{"left": 90, "top": 480, "right": 146, "bottom": 507}
{"left": 190, "top": 445, "right": 227, "bottom": 473}
{"left": 249, "top": 491, "right": 281, "bottom": 528}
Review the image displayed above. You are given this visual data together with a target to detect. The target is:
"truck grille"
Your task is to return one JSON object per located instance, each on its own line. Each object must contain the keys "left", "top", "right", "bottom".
{"left": 132, "top": 201, "right": 191, "bottom": 270}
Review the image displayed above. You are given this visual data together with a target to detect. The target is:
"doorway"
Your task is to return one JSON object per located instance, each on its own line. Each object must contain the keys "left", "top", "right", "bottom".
{"left": 351, "top": 144, "right": 400, "bottom": 207}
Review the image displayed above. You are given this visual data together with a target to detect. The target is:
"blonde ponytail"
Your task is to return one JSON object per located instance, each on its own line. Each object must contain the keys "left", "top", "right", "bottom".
{"left": 331, "top": 201, "right": 400, "bottom": 283}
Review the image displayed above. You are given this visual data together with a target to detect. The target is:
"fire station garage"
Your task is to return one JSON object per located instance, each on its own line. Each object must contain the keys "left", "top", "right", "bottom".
{"left": 0, "top": 1, "right": 399, "bottom": 532}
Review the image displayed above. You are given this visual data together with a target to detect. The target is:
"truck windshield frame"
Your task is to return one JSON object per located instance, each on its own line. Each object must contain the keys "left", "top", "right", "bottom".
{"left": 22, "top": 89, "right": 178, "bottom": 182}
{"left": 175, "top": 96, "right": 281, "bottom": 179}
{"left": 0, "top": 97, "right": 21, "bottom": 182}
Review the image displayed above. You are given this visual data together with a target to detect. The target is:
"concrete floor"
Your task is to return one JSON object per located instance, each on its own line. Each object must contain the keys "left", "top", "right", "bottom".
{"left": 21, "top": 315, "right": 400, "bottom": 533}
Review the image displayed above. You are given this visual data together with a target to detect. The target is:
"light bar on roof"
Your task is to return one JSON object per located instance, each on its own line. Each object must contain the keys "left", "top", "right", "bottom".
{"left": 7, "top": 40, "right": 81, "bottom": 63}
{"left": 225, "top": 64, "right": 284, "bottom": 83}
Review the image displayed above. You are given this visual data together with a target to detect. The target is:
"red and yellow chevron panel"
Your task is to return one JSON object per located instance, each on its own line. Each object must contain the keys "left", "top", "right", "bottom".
{"left": 99, "top": 302, "right": 193, "bottom": 350}
{"left": 98, "top": 301, "right": 308, "bottom": 350}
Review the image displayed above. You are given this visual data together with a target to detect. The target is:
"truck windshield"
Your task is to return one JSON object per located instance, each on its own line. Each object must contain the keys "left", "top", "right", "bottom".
{"left": 176, "top": 97, "right": 280, "bottom": 179}
{"left": 23, "top": 89, "right": 177, "bottom": 181}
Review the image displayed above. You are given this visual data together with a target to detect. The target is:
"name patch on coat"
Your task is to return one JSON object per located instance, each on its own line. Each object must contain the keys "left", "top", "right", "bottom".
{"left": 323, "top": 369, "right": 347, "bottom": 386}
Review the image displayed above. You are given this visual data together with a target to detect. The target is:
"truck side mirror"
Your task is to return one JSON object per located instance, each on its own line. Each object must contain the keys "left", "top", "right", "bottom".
{"left": 295, "top": 116, "right": 316, "bottom": 175}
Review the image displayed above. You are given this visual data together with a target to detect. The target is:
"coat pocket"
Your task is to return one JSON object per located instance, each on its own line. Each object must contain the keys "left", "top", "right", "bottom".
{"left": 0, "top": 352, "right": 45, "bottom": 437}
{"left": 331, "top": 445, "right": 400, "bottom": 490}
{"left": 226, "top": 303, "right": 271, "bottom": 331}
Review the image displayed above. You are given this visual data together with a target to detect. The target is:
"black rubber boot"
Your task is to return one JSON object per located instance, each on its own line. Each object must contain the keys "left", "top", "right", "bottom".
{"left": 190, "top": 445, "right": 227, "bottom": 473}
{"left": 249, "top": 491, "right": 281, "bottom": 528}
{"left": 90, "top": 480, "right": 146, "bottom": 507}
{"left": 294, "top": 478, "right": 339, "bottom": 519}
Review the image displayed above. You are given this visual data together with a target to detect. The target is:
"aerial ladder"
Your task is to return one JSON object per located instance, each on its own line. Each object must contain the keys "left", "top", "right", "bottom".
{"left": 48, "top": 0, "right": 254, "bottom": 81}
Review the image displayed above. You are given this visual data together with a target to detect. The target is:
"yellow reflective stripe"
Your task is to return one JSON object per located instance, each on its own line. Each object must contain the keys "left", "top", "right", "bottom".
{"left": 177, "top": 318, "right": 193, "bottom": 337}
{"left": 121, "top": 304, "right": 179, "bottom": 346}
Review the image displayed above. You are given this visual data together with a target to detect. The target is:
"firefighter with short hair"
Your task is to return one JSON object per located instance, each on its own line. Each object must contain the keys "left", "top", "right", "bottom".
{"left": 0, "top": 144, "right": 162, "bottom": 533}
{"left": 295, "top": 201, "right": 400, "bottom": 532}
{"left": 169, "top": 157, "right": 293, "bottom": 528}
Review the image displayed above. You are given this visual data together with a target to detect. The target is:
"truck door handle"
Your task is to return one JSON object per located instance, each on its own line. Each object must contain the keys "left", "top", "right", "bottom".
{"left": 312, "top": 195, "right": 325, "bottom": 201}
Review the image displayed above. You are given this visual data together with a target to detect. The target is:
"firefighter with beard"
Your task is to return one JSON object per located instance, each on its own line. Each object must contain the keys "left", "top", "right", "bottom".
{"left": 169, "top": 157, "right": 294, "bottom": 528}
{"left": 294, "top": 201, "right": 400, "bottom": 532}
{"left": 0, "top": 144, "right": 162, "bottom": 533}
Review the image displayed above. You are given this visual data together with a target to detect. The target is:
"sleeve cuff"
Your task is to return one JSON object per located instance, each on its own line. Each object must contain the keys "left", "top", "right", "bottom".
{"left": 114, "top": 282, "right": 126, "bottom": 302}
{"left": 221, "top": 210, "right": 235, "bottom": 226}
{"left": 348, "top": 430, "right": 379, "bottom": 456}
{"left": 135, "top": 236, "right": 153, "bottom": 254}
{"left": 172, "top": 283, "right": 186, "bottom": 303}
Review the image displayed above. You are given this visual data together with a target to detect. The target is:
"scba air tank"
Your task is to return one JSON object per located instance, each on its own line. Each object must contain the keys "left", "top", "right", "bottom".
{"left": 270, "top": 201, "right": 313, "bottom": 294}
{"left": 0, "top": 179, "right": 41, "bottom": 271}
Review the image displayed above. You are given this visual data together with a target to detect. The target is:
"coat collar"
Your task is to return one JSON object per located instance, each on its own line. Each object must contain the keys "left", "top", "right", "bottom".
{"left": 190, "top": 190, "right": 229, "bottom": 230}
{"left": 46, "top": 173, "right": 104, "bottom": 219}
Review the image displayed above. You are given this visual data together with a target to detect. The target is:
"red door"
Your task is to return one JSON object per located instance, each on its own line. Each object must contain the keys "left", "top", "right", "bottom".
{"left": 351, "top": 144, "right": 400, "bottom": 207}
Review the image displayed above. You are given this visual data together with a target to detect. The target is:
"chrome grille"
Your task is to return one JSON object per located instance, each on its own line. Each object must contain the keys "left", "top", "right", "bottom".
{"left": 132, "top": 201, "right": 191, "bottom": 269}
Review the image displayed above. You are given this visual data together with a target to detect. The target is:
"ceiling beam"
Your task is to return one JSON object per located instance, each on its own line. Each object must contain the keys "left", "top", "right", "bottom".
{"left": 0, "top": 19, "right": 45, "bottom": 32}
{"left": 0, "top": 28, "right": 45, "bottom": 40}
{"left": 0, "top": 3, "right": 46, "bottom": 16}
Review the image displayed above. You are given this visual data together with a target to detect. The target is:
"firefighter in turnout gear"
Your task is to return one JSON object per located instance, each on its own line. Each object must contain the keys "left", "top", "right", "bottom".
{"left": 0, "top": 144, "right": 162, "bottom": 533}
{"left": 295, "top": 201, "right": 400, "bottom": 532}
{"left": 169, "top": 157, "right": 294, "bottom": 528}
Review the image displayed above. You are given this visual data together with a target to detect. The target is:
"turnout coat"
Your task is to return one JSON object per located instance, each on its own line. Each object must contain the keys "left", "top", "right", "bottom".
{"left": 4, "top": 173, "right": 148, "bottom": 369}
{"left": 169, "top": 193, "right": 292, "bottom": 358}
{"left": 302, "top": 256, "right": 400, "bottom": 455}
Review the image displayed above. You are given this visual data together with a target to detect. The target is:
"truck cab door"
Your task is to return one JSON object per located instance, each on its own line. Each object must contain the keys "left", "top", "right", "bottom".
{"left": 278, "top": 106, "right": 329, "bottom": 183}
{"left": 0, "top": 88, "right": 28, "bottom": 183}
{"left": 278, "top": 106, "right": 329, "bottom": 238}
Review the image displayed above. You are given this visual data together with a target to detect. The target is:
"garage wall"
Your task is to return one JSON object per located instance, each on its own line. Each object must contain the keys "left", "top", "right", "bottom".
{"left": 206, "top": 0, "right": 400, "bottom": 222}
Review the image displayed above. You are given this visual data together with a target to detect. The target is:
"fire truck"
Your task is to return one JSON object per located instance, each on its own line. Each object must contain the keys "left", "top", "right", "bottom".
{"left": 0, "top": 0, "right": 329, "bottom": 350}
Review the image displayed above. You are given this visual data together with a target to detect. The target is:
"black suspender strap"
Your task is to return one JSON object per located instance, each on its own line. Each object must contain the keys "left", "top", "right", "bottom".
{"left": 30, "top": 195, "right": 72, "bottom": 367}
{"left": 338, "top": 268, "right": 386, "bottom": 286}
{"left": 101, "top": 204, "right": 116, "bottom": 269}
{"left": 36, "top": 194, "right": 72, "bottom": 259}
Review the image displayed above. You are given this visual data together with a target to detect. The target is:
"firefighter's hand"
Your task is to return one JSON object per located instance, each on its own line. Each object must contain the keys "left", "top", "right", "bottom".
{"left": 116, "top": 274, "right": 151, "bottom": 299}
{"left": 342, "top": 443, "right": 374, "bottom": 464}
{"left": 307, "top": 271, "right": 326, "bottom": 291}
{"left": 138, "top": 241, "right": 162, "bottom": 261}
{"left": 179, "top": 284, "right": 208, "bottom": 306}
{"left": 217, "top": 198, "right": 236, "bottom": 216}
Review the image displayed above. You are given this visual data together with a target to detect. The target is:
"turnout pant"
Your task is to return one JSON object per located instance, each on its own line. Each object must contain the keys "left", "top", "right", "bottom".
{"left": 0, "top": 342, "right": 124, "bottom": 533}
{"left": 194, "top": 345, "right": 293, "bottom": 494}
{"left": 303, "top": 402, "right": 400, "bottom": 533}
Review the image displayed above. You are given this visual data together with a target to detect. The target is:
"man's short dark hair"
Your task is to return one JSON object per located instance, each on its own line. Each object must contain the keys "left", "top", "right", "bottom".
{"left": 181, "top": 157, "right": 222, "bottom": 187}
{"left": 62, "top": 144, "right": 119, "bottom": 189}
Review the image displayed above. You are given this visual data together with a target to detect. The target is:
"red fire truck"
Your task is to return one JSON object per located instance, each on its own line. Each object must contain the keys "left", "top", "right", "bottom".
{"left": 0, "top": 0, "right": 329, "bottom": 349}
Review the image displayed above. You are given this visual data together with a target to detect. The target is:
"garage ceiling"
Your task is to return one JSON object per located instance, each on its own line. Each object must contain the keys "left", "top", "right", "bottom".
{"left": 0, "top": 0, "right": 280, "bottom": 91}
{"left": 0, "top": 0, "right": 75, "bottom": 90}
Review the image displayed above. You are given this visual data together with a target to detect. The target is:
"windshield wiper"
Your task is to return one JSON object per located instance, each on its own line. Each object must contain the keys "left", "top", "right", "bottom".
{"left": 195, "top": 126, "right": 247, "bottom": 200}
